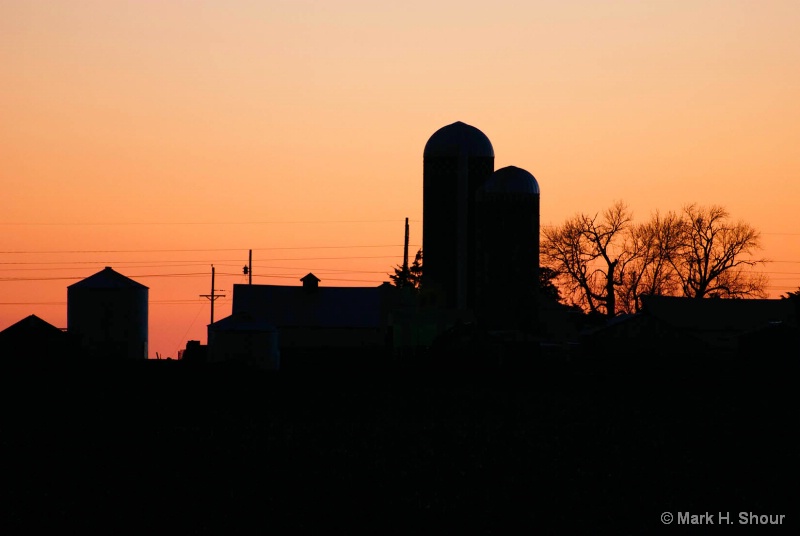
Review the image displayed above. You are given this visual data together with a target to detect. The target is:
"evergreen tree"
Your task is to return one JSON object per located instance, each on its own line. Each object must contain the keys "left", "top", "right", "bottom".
{"left": 538, "top": 266, "right": 562, "bottom": 303}
{"left": 390, "top": 249, "right": 422, "bottom": 290}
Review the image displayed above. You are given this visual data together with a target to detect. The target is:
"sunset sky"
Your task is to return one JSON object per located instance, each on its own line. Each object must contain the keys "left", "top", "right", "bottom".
{"left": 3, "top": 0, "right": 800, "bottom": 358}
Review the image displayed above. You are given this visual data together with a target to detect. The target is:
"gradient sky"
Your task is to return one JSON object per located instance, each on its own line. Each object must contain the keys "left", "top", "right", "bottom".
{"left": 3, "top": 0, "right": 799, "bottom": 358}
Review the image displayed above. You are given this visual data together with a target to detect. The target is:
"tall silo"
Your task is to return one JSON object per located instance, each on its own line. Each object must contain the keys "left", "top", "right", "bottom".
{"left": 475, "top": 166, "right": 540, "bottom": 331}
{"left": 423, "top": 121, "right": 495, "bottom": 310}
{"left": 67, "top": 267, "right": 148, "bottom": 359}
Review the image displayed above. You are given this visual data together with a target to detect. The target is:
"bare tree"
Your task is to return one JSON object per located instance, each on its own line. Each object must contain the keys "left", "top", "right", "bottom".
{"left": 542, "top": 201, "right": 634, "bottom": 317}
{"left": 618, "top": 211, "right": 684, "bottom": 313}
{"left": 671, "top": 204, "right": 767, "bottom": 299}
{"left": 544, "top": 202, "right": 769, "bottom": 318}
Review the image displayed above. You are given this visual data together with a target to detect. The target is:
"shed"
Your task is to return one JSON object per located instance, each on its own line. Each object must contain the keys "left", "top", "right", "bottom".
{"left": 0, "top": 314, "right": 74, "bottom": 362}
{"left": 208, "top": 312, "right": 280, "bottom": 370}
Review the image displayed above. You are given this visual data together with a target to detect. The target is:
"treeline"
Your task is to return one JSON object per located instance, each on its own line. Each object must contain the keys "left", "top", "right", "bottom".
{"left": 542, "top": 202, "right": 768, "bottom": 316}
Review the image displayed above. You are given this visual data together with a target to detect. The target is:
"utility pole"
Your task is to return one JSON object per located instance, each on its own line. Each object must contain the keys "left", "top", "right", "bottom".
{"left": 200, "top": 265, "right": 225, "bottom": 325}
{"left": 403, "top": 217, "right": 410, "bottom": 278}
{"left": 242, "top": 250, "right": 252, "bottom": 284}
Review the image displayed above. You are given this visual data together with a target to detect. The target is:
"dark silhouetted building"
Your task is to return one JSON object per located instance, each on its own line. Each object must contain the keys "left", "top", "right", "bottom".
{"left": 67, "top": 267, "right": 148, "bottom": 360}
{"left": 475, "top": 165, "right": 540, "bottom": 330}
{"left": 0, "top": 314, "right": 75, "bottom": 362}
{"left": 423, "top": 122, "right": 543, "bottom": 338}
{"left": 423, "top": 121, "right": 495, "bottom": 310}
{"left": 229, "top": 274, "right": 399, "bottom": 368}
{"left": 582, "top": 295, "right": 799, "bottom": 366}
{"left": 179, "top": 340, "right": 208, "bottom": 363}
{"left": 207, "top": 312, "right": 280, "bottom": 370}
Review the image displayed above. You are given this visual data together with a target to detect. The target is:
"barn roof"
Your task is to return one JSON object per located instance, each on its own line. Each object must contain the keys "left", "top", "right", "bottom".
{"left": 0, "top": 314, "right": 64, "bottom": 339}
{"left": 231, "top": 282, "right": 393, "bottom": 329}
{"left": 209, "top": 311, "right": 277, "bottom": 332}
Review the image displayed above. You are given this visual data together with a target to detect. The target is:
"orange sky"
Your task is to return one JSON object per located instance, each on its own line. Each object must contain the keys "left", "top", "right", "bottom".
{"left": 2, "top": 0, "right": 800, "bottom": 358}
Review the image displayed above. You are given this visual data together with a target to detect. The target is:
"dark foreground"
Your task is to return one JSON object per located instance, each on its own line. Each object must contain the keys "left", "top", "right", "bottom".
{"left": 2, "top": 358, "right": 797, "bottom": 534}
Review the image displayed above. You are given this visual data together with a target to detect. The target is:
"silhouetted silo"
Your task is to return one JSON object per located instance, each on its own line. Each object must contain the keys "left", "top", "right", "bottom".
{"left": 423, "top": 121, "right": 495, "bottom": 309}
{"left": 475, "top": 166, "right": 540, "bottom": 331}
{"left": 67, "top": 267, "right": 148, "bottom": 359}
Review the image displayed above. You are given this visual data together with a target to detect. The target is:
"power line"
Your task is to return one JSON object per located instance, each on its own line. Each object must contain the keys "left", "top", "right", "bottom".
{"left": 0, "top": 245, "right": 419, "bottom": 254}
{"left": 243, "top": 273, "right": 387, "bottom": 283}
{"left": 173, "top": 302, "right": 207, "bottom": 358}
{"left": 0, "top": 271, "right": 391, "bottom": 283}
{"left": 0, "top": 264, "right": 221, "bottom": 272}
{"left": 0, "top": 255, "right": 412, "bottom": 266}
{"left": 0, "top": 299, "right": 217, "bottom": 305}
{"left": 0, "top": 302, "right": 66, "bottom": 306}
{"left": 0, "top": 219, "right": 421, "bottom": 226}
{"left": 214, "top": 264, "right": 391, "bottom": 274}
{"left": 0, "top": 272, "right": 211, "bottom": 282}
{"left": 0, "top": 264, "right": 394, "bottom": 275}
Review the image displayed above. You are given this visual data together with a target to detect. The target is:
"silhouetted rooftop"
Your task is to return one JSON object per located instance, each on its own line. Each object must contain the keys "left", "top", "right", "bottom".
{"left": 0, "top": 314, "right": 63, "bottom": 339}
{"left": 68, "top": 266, "right": 148, "bottom": 290}
{"left": 0, "top": 314, "right": 72, "bottom": 360}
{"left": 232, "top": 283, "right": 391, "bottom": 328}
{"left": 209, "top": 311, "right": 277, "bottom": 333}
{"left": 482, "top": 166, "right": 540, "bottom": 195}
{"left": 423, "top": 121, "right": 494, "bottom": 158}
{"left": 642, "top": 295, "right": 796, "bottom": 332}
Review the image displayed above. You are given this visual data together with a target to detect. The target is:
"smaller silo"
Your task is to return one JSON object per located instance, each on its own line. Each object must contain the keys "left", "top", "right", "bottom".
{"left": 67, "top": 267, "right": 148, "bottom": 359}
{"left": 475, "top": 166, "right": 540, "bottom": 331}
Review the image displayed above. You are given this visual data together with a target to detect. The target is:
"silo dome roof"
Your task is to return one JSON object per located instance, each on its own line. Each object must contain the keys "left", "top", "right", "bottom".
{"left": 68, "top": 267, "right": 148, "bottom": 290}
{"left": 423, "top": 121, "right": 494, "bottom": 158}
{"left": 483, "top": 166, "right": 540, "bottom": 195}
